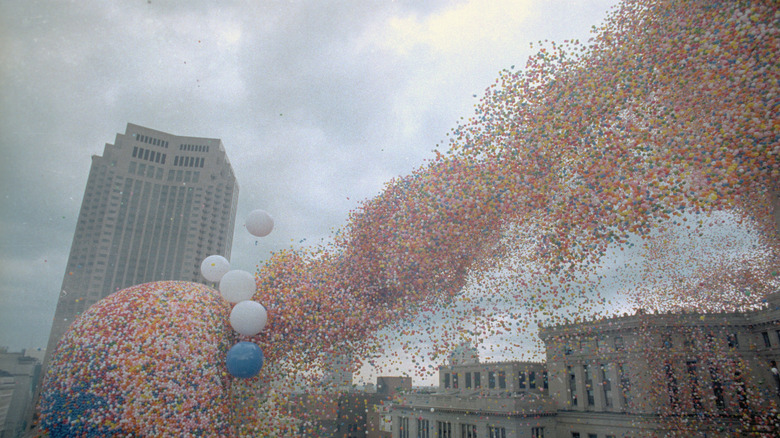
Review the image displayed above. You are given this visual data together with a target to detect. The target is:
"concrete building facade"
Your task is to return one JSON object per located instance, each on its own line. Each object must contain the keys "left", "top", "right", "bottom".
{"left": 42, "top": 123, "right": 239, "bottom": 377}
{"left": 390, "top": 291, "right": 780, "bottom": 437}
{"left": 0, "top": 349, "right": 42, "bottom": 438}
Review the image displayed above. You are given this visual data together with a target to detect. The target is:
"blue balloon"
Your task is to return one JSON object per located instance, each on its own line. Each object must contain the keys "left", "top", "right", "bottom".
{"left": 226, "top": 342, "right": 264, "bottom": 378}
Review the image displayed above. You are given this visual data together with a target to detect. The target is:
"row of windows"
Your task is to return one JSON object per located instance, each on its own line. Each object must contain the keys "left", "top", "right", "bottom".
{"left": 135, "top": 133, "right": 169, "bottom": 148}
{"left": 180, "top": 143, "right": 210, "bottom": 153}
{"left": 132, "top": 146, "right": 167, "bottom": 164}
{"left": 662, "top": 330, "right": 779, "bottom": 351}
{"left": 399, "top": 421, "right": 542, "bottom": 438}
{"left": 571, "top": 433, "right": 620, "bottom": 438}
{"left": 568, "top": 363, "right": 628, "bottom": 409}
{"left": 167, "top": 169, "right": 200, "bottom": 183}
{"left": 443, "top": 370, "right": 548, "bottom": 391}
{"left": 129, "top": 161, "right": 163, "bottom": 180}
{"left": 174, "top": 155, "right": 206, "bottom": 168}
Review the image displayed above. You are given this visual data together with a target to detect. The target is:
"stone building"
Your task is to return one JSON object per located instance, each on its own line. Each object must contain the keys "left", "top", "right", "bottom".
{"left": 43, "top": 123, "right": 239, "bottom": 373}
{"left": 0, "top": 348, "right": 42, "bottom": 438}
{"left": 390, "top": 291, "right": 780, "bottom": 437}
{"left": 391, "top": 360, "right": 555, "bottom": 438}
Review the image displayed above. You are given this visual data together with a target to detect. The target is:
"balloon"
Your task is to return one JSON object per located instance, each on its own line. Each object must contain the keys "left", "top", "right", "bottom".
{"left": 246, "top": 209, "right": 274, "bottom": 237}
{"left": 229, "top": 300, "right": 268, "bottom": 336}
{"left": 219, "top": 270, "right": 256, "bottom": 303}
{"left": 200, "top": 255, "right": 230, "bottom": 282}
{"left": 226, "top": 342, "right": 263, "bottom": 378}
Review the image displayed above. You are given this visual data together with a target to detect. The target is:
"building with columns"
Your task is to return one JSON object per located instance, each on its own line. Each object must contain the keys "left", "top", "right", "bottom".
{"left": 390, "top": 291, "right": 780, "bottom": 437}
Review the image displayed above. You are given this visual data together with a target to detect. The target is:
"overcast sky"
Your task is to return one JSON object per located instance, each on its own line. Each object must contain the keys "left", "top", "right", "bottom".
{"left": 0, "top": 0, "right": 624, "bottom": 353}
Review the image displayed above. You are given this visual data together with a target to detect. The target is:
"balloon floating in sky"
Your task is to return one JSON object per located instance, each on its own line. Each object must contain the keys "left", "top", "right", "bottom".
{"left": 200, "top": 254, "right": 231, "bottom": 282}
{"left": 226, "top": 341, "right": 264, "bottom": 378}
{"left": 229, "top": 300, "right": 268, "bottom": 336}
{"left": 219, "top": 269, "right": 256, "bottom": 303}
{"left": 246, "top": 209, "right": 274, "bottom": 237}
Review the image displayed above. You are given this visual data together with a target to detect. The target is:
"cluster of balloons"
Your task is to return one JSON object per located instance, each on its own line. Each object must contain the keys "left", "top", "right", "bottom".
{"left": 232, "top": 0, "right": 778, "bottom": 433}
{"left": 37, "top": 282, "right": 235, "bottom": 436}
{"left": 201, "top": 209, "right": 274, "bottom": 379}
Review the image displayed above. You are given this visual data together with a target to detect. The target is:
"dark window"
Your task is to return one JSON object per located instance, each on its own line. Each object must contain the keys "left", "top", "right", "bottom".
{"left": 569, "top": 366, "right": 578, "bottom": 406}
{"left": 518, "top": 372, "right": 526, "bottom": 389}
{"left": 474, "top": 372, "right": 481, "bottom": 388}
{"left": 601, "top": 363, "right": 612, "bottom": 407}
{"left": 460, "top": 424, "right": 477, "bottom": 438}
{"left": 489, "top": 426, "right": 506, "bottom": 438}
{"left": 132, "top": 146, "right": 138, "bottom": 157}
{"left": 529, "top": 371, "right": 537, "bottom": 389}
{"left": 686, "top": 360, "right": 702, "bottom": 410}
{"left": 584, "top": 365, "right": 594, "bottom": 405}
{"left": 665, "top": 362, "right": 679, "bottom": 409}
{"left": 437, "top": 421, "right": 452, "bottom": 438}
{"left": 489, "top": 371, "right": 496, "bottom": 389}
{"left": 762, "top": 332, "right": 771, "bottom": 348}
{"left": 444, "top": 373, "right": 450, "bottom": 388}
{"left": 709, "top": 364, "right": 724, "bottom": 410}
{"left": 614, "top": 336, "right": 624, "bottom": 350}
{"left": 498, "top": 371, "right": 506, "bottom": 389}
{"left": 727, "top": 333, "right": 739, "bottom": 349}
{"left": 466, "top": 372, "right": 472, "bottom": 389}
{"left": 543, "top": 371, "right": 549, "bottom": 389}
{"left": 452, "top": 373, "right": 458, "bottom": 389}
{"left": 417, "top": 418, "right": 429, "bottom": 438}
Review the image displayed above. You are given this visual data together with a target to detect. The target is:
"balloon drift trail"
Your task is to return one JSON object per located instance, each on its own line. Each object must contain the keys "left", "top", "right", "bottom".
{"left": 39, "top": 0, "right": 778, "bottom": 436}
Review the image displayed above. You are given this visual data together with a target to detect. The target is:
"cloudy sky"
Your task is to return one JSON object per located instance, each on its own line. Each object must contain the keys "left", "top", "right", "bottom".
{"left": 0, "top": 0, "right": 622, "bottom": 353}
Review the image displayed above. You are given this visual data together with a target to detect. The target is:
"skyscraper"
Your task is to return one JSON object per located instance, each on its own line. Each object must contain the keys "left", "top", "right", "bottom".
{"left": 44, "top": 123, "right": 239, "bottom": 363}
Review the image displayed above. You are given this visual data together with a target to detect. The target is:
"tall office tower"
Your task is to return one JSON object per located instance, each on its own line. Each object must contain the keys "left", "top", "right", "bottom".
{"left": 43, "top": 123, "right": 239, "bottom": 365}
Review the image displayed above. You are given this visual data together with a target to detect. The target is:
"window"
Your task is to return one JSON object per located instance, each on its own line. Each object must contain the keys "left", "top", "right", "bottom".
{"left": 529, "top": 371, "right": 537, "bottom": 389}
{"left": 498, "top": 371, "right": 506, "bottom": 389}
{"left": 453, "top": 373, "right": 459, "bottom": 389}
{"left": 436, "top": 421, "right": 452, "bottom": 438}
{"left": 601, "top": 363, "right": 613, "bottom": 407}
{"left": 618, "top": 363, "right": 631, "bottom": 409}
{"left": 518, "top": 372, "right": 526, "bottom": 389}
{"left": 488, "top": 426, "right": 506, "bottom": 438}
{"left": 531, "top": 427, "right": 544, "bottom": 438}
{"left": 489, "top": 371, "right": 496, "bottom": 389}
{"left": 708, "top": 364, "right": 724, "bottom": 410}
{"left": 614, "top": 336, "right": 623, "bottom": 351}
{"left": 584, "top": 365, "right": 594, "bottom": 406}
{"left": 568, "top": 366, "right": 578, "bottom": 406}
{"left": 399, "top": 417, "right": 409, "bottom": 438}
{"left": 543, "top": 371, "right": 549, "bottom": 390}
{"left": 466, "top": 372, "right": 472, "bottom": 389}
{"left": 664, "top": 362, "right": 679, "bottom": 409}
{"left": 417, "top": 419, "right": 429, "bottom": 438}
{"left": 474, "top": 372, "right": 481, "bottom": 388}
{"left": 460, "top": 424, "right": 477, "bottom": 438}
{"left": 588, "top": 435, "right": 597, "bottom": 438}
{"left": 762, "top": 332, "right": 771, "bottom": 348}
{"left": 686, "top": 360, "right": 702, "bottom": 410}
{"left": 572, "top": 433, "right": 580, "bottom": 438}
{"left": 444, "top": 373, "right": 450, "bottom": 388}
{"left": 727, "top": 333, "right": 739, "bottom": 349}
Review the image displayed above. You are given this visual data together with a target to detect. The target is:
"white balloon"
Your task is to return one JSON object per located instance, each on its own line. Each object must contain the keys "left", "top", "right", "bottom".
{"left": 246, "top": 209, "right": 274, "bottom": 237}
{"left": 219, "top": 270, "right": 256, "bottom": 303}
{"left": 229, "top": 300, "right": 268, "bottom": 336}
{"left": 200, "top": 255, "right": 230, "bottom": 282}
